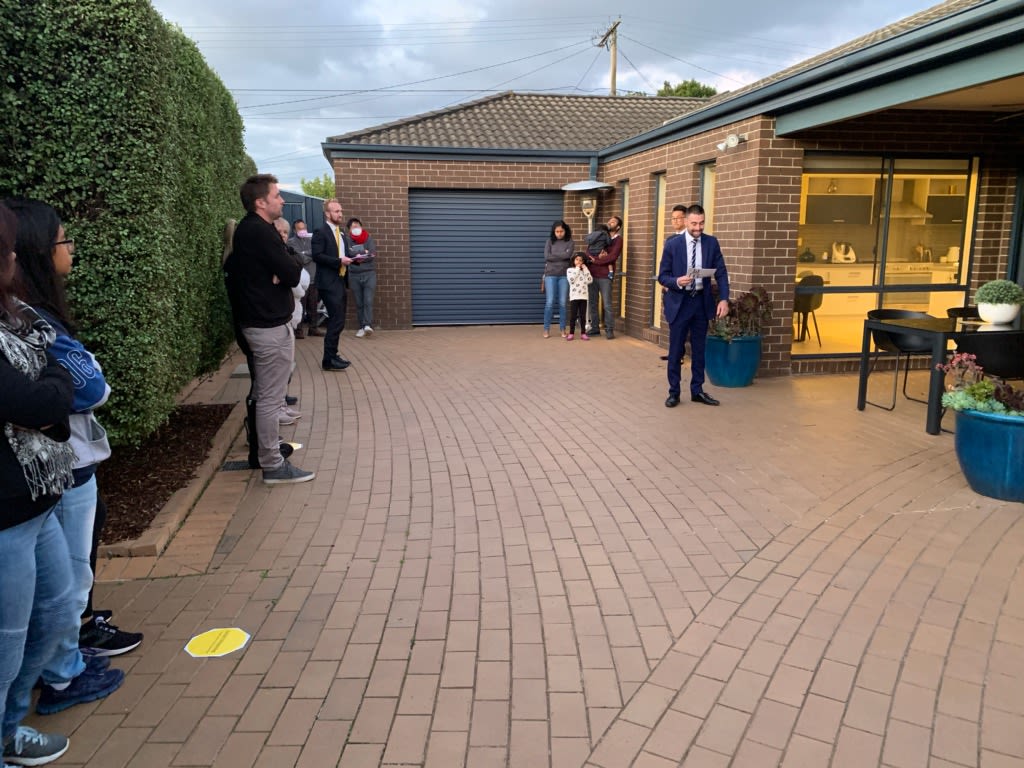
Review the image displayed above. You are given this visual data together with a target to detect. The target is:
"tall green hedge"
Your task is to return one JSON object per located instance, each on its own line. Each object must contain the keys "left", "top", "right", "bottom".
{"left": 0, "top": 0, "right": 253, "bottom": 444}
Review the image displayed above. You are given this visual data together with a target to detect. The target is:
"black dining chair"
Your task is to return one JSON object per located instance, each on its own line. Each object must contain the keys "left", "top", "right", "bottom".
{"left": 946, "top": 305, "right": 981, "bottom": 320}
{"left": 793, "top": 275, "right": 824, "bottom": 347}
{"left": 865, "top": 309, "right": 934, "bottom": 410}
{"left": 955, "top": 332, "right": 1024, "bottom": 383}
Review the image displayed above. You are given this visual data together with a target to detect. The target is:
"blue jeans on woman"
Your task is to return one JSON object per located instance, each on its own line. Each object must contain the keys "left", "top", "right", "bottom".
{"left": 1, "top": 509, "right": 76, "bottom": 742}
{"left": 40, "top": 476, "right": 96, "bottom": 686}
{"left": 543, "top": 275, "right": 569, "bottom": 333}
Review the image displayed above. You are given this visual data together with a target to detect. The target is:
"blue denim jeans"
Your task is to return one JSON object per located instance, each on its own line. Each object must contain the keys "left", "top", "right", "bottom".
{"left": 543, "top": 276, "right": 568, "bottom": 332}
{"left": 1, "top": 509, "right": 76, "bottom": 742}
{"left": 40, "top": 476, "right": 95, "bottom": 686}
{"left": 588, "top": 276, "right": 614, "bottom": 334}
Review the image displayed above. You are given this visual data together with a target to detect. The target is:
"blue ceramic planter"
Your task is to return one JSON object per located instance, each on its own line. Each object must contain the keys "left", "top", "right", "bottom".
{"left": 954, "top": 409, "right": 1024, "bottom": 502}
{"left": 705, "top": 335, "right": 762, "bottom": 388}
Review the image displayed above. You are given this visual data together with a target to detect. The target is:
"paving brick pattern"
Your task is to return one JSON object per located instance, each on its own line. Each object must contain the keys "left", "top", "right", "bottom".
{"left": 46, "top": 326, "right": 1022, "bottom": 767}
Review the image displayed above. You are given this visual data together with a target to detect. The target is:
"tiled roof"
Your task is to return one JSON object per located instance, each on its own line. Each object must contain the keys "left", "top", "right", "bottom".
{"left": 690, "top": 0, "right": 989, "bottom": 117}
{"left": 327, "top": 92, "right": 706, "bottom": 151}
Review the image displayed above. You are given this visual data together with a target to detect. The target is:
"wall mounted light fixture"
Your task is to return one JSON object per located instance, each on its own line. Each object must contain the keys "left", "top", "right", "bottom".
{"left": 716, "top": 133, "right": 747, "bottom": 152}
{"left": 561, "top": 179, "right": 613, "bottom": 233}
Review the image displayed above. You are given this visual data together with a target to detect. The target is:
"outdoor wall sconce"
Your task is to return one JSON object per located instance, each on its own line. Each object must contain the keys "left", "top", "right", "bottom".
{"left": 561, "top": 179, "right": 613, "bottom": 234}
{"left": 716, "top": 133, "right": 748, "bottom": 152}
{"left": 580, "top": 195, "right": 597, "bottom": 232}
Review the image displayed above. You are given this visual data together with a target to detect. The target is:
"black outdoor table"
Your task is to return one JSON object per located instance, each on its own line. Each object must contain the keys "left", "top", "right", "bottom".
{"left": 857, "top": 314, "right": 1024, "bottom": 435}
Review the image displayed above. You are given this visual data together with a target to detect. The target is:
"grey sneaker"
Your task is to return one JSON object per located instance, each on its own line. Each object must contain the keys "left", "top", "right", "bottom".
{"left": 262, "top": 460, "right": 315, "bottom": 485}
{"left": 3, "top": 726, "right": 69, "bottom": 766}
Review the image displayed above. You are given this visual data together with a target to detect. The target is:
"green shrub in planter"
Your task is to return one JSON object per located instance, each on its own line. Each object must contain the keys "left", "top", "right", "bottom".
{"left": 974, "top": 279, "right": 1024, "bottom": 305}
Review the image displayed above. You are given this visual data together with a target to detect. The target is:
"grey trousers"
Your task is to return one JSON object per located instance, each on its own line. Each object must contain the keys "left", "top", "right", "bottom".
{"left": 241, "top": 323, "right": 293, "bottom": 470}
{"left": 350, "top": 270, "right": 377, "bottom": 328}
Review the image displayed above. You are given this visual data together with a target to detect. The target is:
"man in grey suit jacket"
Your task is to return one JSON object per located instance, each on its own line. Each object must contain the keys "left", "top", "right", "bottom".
{"left": 311, "top": 199, "right": 353, "bottom": 371}
{"left": 657, "top": 204, "right": 730, "bottom": 407}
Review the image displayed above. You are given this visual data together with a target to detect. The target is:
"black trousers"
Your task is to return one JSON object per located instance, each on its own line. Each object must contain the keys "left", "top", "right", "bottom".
{"left": 319, "top": 283, "right": 347, "bottom": 362}
{"left": 567, "top": 299, "right": 588, "bottom": 334}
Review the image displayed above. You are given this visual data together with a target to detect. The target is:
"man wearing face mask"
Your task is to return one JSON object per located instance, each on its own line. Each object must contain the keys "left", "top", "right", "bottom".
{"left": 288, "top": 219, "right": 322, "bottom": 337}
{"left": 345, "top": 218, "right": 377, "bottom": 338}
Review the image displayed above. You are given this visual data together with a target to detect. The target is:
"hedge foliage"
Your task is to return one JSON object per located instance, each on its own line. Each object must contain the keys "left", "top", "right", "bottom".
{"left": 0, "top": 0, "right": 254, "bottom": 444}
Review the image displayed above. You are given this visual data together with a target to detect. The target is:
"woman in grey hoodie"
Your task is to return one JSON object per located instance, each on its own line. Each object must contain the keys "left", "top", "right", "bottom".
{"left": 542, "top": 220, "right": 575, "bottom": 338}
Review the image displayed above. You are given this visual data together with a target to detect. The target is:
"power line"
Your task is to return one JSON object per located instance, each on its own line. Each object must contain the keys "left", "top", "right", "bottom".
{"left": 238, "top": 39, "right": 591, "bottom": 113}
{"left": 618, "top": 34, "right": 746, "bottom": 86}
{"left": 618, "top": 46, "right": 658, "bottom": 95}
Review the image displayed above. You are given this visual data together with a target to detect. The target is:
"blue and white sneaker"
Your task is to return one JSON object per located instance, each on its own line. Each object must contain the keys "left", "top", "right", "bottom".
{"left": 3, "top": 726, "right": 69, "bottom": 765}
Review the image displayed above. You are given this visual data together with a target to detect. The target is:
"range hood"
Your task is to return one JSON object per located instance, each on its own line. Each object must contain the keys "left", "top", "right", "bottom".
{"left": 886, "top": 200, "right": 933, "bottom": 219}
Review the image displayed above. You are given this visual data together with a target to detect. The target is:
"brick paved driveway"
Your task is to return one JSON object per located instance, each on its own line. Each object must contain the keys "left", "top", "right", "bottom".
{"left": 41, "top": 327, "right": 1024, "bottom": 767}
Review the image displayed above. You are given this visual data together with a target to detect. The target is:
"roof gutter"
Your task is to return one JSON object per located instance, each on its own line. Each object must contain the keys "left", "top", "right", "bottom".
{"left": 600, "top": 0, "right": 1024, "bottom": 161}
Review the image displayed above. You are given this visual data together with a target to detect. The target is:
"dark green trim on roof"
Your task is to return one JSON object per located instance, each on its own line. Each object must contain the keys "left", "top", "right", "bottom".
{"left": 776, "top": 40, "right": 1024, "bottom": 134}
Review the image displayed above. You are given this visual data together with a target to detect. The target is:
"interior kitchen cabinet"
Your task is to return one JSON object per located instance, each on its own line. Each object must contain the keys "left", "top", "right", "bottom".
{"left": 800, "top": 175, "right": 876, "bottom": 225}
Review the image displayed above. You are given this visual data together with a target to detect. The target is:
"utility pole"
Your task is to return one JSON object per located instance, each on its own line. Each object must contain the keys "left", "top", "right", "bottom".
{"left": 598, "top": 19, "right": 621, "bottom": 96}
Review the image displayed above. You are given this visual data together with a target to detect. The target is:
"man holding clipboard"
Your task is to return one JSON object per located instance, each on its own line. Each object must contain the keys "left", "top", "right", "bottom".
{"left": 657, "top": 204, "right": 730, "bottom": 407}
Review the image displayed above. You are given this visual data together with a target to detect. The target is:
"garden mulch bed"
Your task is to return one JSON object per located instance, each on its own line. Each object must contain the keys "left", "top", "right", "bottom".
{"left": 95, "top": 403, "right": 235, "bottom": 544}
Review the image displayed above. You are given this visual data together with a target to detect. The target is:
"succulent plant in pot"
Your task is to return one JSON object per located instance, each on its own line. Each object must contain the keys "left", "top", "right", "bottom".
{"left": 974, "top": 279, "right": 1024, "bottom": 324}
{"left": 708, "top": 286, "right": 773, "bottom": 342}
{"left": 705, "top": 287, "right": 774, "bottom": 386}
{"left": 938, "top": 352, "right": 1024, "bottom": 502}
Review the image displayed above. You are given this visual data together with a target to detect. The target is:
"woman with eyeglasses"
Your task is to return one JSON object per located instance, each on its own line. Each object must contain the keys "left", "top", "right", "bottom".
{"left": 0, "top": 201, "right": 77, "bottom": 766}
{"left": 6, "top": 198, "right": 142, "bottom": 720}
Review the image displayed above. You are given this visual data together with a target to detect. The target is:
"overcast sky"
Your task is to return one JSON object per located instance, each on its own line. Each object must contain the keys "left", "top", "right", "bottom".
{"left": 150, "top": 0, "right": 939, "bottom": 191}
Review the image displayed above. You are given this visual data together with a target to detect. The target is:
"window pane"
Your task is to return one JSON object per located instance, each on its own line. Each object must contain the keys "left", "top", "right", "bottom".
{"left": 797, "top": 170, "right": 883, "bottom": 281}
{"left": 881, "top": 160, "right": 970, "bottom": 295}
{"left": 790, "top": 288, "right": 880, "bottom": 354}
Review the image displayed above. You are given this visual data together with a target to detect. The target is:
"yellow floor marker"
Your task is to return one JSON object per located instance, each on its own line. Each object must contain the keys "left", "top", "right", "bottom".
{"left": 185, "top": 627, "right": 250, "bottom": 658}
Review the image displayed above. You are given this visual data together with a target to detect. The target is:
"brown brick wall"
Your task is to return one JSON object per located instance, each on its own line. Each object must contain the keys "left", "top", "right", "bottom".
{"left": 329, "top": 159, "right": 588, "bottom": 329}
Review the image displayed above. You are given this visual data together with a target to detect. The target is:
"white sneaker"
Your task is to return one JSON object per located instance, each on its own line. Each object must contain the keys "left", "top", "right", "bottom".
{"left": 355, "top": 328, "right": 366, "bottom": 338}
{"left": 363, "top": 325, "right": 373, "bottom": 335}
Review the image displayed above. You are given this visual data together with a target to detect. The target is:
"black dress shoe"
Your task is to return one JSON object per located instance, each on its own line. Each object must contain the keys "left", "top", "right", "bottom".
{"left": 665, "top": 395, "right": 680, "bottom": 408}
{"left": 322, "top": 358, "right": 350, "bottom": 371}
{"left": 606, "top": 331, "right": 614, "bottom": 339}
{"left": 691, "top": 391, "right": 720, "bottom": 406}
{"left": 285, "top": 395, "right": 298, "bottom": 406}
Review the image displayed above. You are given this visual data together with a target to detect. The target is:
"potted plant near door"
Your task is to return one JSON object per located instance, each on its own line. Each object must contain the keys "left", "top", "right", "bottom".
{"left": 974, "top": 279, "right": 1024, "bottom": 324}
{"left": 939, "top": 352, "right": 1024, "bottom": 502}
{"left": 705, "top": 287, "right": 773, "bottom": 387}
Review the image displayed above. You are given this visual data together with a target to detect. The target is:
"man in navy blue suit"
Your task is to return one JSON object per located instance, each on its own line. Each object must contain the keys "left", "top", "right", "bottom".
{"left": 657, "top": 204, "right": 730, "bottom": 407}
{"left": 311, "top": 198, "right": 354, "bottom": 371}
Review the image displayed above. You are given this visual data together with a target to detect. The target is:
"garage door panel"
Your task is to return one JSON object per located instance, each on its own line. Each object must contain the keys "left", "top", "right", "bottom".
{"left": 409, "top": 190, "right": 565, "bottom": 325}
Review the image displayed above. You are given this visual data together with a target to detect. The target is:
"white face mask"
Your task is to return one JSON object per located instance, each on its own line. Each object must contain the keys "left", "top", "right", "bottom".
{"left": 350, "top": 226, "right": 362, "bottom": 237}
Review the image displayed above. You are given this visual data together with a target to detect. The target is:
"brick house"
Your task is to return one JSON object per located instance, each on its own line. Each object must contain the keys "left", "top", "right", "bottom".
{"left": 322, "top": 0, "right": 1024, "bottom": 375}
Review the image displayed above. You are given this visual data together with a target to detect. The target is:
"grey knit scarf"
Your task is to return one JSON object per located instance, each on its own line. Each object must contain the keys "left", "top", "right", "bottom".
{"left": 0, "top": 301, "right": 75, "bottom": 500}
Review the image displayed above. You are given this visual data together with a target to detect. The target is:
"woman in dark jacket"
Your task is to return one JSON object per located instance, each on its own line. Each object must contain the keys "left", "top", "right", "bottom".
{"left": 0, "top": 202, "right": 76, "bottom": 766}
{"left": 8, "top": 197, "right": 132, "bottom": 717}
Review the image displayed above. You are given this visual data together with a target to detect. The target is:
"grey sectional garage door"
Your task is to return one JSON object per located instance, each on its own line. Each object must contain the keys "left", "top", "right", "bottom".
{"left": 409, "top": 189, "right": 565, "bottom": 325}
